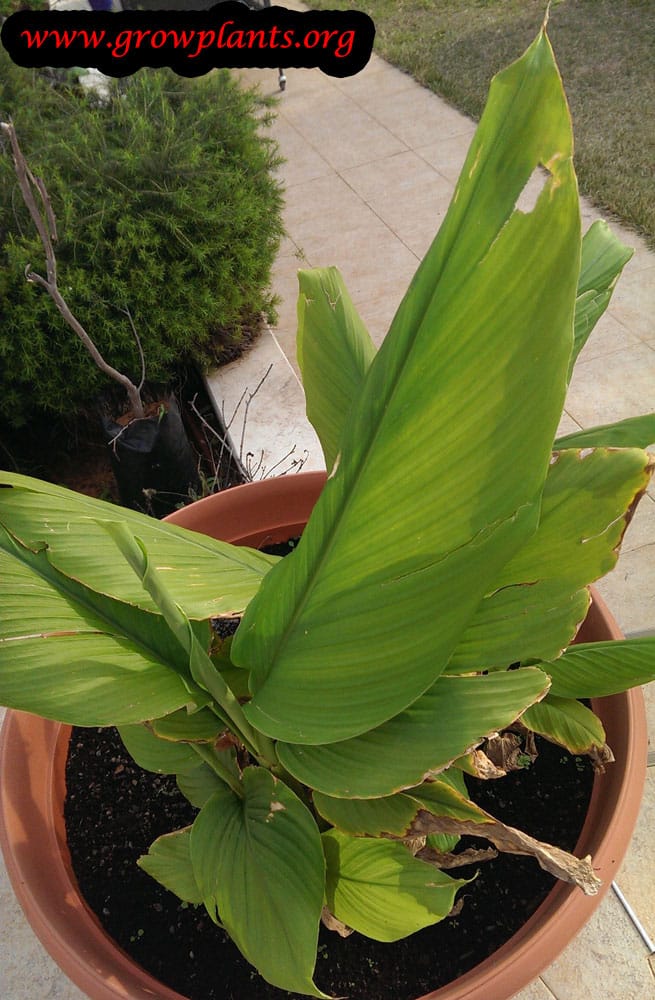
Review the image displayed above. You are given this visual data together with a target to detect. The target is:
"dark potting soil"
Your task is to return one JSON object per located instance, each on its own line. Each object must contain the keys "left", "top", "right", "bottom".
{"left": 64, "top": 724, "right": 594, "bottom": 1000}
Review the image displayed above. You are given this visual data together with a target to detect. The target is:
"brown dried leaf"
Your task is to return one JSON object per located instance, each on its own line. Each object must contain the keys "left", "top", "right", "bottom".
{"left": 589, "top": 742, "right": 615, "bottom": 774}
{"left": 410, "top": 810, "right": 601, "bottom": 895}
{"left": 321, "top": 906, "right": 353, "bottom": 938}
{"left": 483, "top": 732, "right": 525, "bottom": 772}
{"left": 465, "top": 749, "right": 508, "bottom": 779}
{"left": 402, "top": 835, "right": 427, "bottom": 856}
{"left": 416, "top": 845, "right": 498, "bottom": 869}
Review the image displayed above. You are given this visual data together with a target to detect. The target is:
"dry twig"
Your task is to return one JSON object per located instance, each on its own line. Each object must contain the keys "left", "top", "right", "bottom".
{"left": 1, "top": 120, "right": 145, "bottom": 419}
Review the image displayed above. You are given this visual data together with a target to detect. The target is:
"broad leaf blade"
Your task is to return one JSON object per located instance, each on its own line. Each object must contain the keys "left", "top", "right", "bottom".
{"left": 297, "top": 266, "right": 376, "bottom": 472}
{"left": 0, "top": 531, "right": 202, "bottom": 724}
{"left": 322, "top": 830, "right": 470, "bottom": 942}
{"left": 542, "top": 638, "right": 655, "bottom": 699}
{"left": 445, "top": 584, "right": 590, "bottom": 675}
{"left": 235, "top": 31, "right": 580, "bottom": 745}
{"left": 412, "top": 781, "right": 492, "bottom": 824}
{"left": 277, "top": 668, "right": 550, "bottom": 798}
{"left": 313, "top": 776, "right": 489, "bottom": 838}
{"left": 153, "top": 707, "right": 224, "bottom": 743}
{"left": 0, "top": 472, "right": 276, "bottom": 618}
{"left": 313, "top": 792, "right": 418, "bottom": 838}
{"left": 570, "top": 220, "right": 633, "bottom": 378}
{"left": 118, "top": 723, "right": 200, "bottom": 774}
{"left": 190, "top": 768, "right": 327, "bottom": 997}
{"left": 555, "top": 414, "right": 655, "bottom": 450}
{"left": 447, "top": 447, "right": 653, "bottom": 672}
{"left": 177, "top": 762, "right": 230, "bottom": 808}
{"left": 138, "top": 827, "right": 203, "bottom": 905}
{"left": 521, "top": 694, "right": 606, "bottom": 754}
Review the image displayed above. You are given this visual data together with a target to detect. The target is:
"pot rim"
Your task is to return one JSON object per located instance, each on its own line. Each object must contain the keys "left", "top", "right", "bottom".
{"left": 0, "top": 472, "right": 647, "bottom": 1000}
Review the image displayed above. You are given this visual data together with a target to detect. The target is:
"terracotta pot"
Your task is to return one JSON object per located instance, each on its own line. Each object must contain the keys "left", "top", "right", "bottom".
{"left": 0, "top": 473, "right": 647, "bottom": 1000}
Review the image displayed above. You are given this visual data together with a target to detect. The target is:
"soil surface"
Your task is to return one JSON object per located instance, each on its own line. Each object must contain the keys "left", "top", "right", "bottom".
{"left": 65, "top": 725, "right": 594, "bottom": 1000}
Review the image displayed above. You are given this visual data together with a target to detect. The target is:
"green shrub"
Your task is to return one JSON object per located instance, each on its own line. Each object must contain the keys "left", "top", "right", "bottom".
{"left": 0, "top": 54, "right": 284, "bottom": 427}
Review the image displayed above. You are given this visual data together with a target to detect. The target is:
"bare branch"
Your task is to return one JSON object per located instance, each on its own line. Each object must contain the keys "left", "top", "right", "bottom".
{"left": 119, "top": 305, "right": 146, "bottom": 394}
{"left": 240, "top": 363, "right": 273, "bottom": 462}
{"left": 1, "top": 120, "right": 145, "bottom": 419}
{"left": 188, "top": 393, "right": 250, "bottom": 484}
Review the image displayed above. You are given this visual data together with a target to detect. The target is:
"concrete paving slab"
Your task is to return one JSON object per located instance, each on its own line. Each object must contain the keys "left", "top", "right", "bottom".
{"left": 539, "top": 889, "right": 655, "bottom": 1000}
{"left": 341, "top": 149, "right": 454, "bottom": 258}
{"left": 565, "top": 342, "right": 655, "bottom": 430}
{"left": 205, "top": 329, "right": 325, "bottom": 478}
{"left": 615, "top": 769, "right": 655, "bottom": 945}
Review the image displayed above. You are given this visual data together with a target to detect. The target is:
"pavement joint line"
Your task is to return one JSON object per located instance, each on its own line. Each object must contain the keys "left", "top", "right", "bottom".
{"left": 537, "top": 978, "right": 560, "bottom": 1000}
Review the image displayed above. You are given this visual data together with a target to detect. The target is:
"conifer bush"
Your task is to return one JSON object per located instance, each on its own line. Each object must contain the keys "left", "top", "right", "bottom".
{"left": 0, "top": 53, "right": 284, "bottom": 427}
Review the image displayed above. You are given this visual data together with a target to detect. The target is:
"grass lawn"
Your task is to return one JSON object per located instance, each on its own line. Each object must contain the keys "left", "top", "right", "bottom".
{"left": 307, "top": 0, "right": 655, "bottom": 248}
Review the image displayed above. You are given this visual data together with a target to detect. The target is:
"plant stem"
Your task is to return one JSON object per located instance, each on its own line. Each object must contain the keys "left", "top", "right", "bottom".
{"left": 191, "top": 743, "right": 243, "bottom": 798}
{"left": 0, "top": 121, "right": 145, "bottom": 418}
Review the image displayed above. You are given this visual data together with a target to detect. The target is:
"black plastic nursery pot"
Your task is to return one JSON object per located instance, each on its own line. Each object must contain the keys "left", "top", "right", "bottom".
{"left": 100, "top": 392, "right": 200, "bottom": 517}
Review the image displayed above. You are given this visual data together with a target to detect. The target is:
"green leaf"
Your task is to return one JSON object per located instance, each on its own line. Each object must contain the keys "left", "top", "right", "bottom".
{"left": 177, "top": 762, "right": 231, "bottom": 809}
{"left": 313, "top": 792, "right": 419, "bottom": 838}
{"left": 297, "top": 266, "right": 376, "bottom": 473}
{"left": 541, "top": 638, "right": 655, "bottom": 699}
{"left": 521, "top": 694, "right": 606, "bottom": 754}
{"left": 190, "top": 768, "right": 327, "bottom": 997}
{"left": 570, "top": 221, "right": 633, "bottom": 379}
{"left": 445, "top": 585, "right": 590, "bottom": 675}
{"left": 426, "top": 833, "right": 460, "bottom": 853}
{"left": 0, "top": 472, "right": 276, "bottom": 619}
{"left": 313, "top": 774, "right": 489, "bottom": 838}
{"left": 138, "top": 827, "right": 203, "bottom": 905}
{"left": 277, "top": 668, "right": 550, "bottom": 798}
{"left": 0, "top": 529, "right": 202, "bottom": 725}
{"left": 235, "top": 30, "right": 580, "bottom": 745}
{"left": 447, "top": 447, "right": 653, "bottom": 672}
{"left": 411, "top": 780, "right": 491, "bottom": 825}
{"left": 117, "top": 723, "right": 200, "bottom": 774}
{"left": 101, "top": 521, "right": 273, "bottom": 764}
{"left": 322, "top": 830, "right": 470, "bottom": 942}
{"left": 153, "top": 707, "right": 224, "bottom": 743}
{"left": 555, "top": 414, "right": 655, "bottom": 450}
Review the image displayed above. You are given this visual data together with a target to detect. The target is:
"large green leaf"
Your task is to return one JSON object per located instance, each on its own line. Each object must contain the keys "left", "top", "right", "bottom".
{"left": 541, "top": 638, "right": 655, "bottom": 699}
{"left": 190, "top": 768, "right": 327, "bottom": 997}
{"left": 102, "top": 521, "right": 274, "bottom": 765}
{"left": 555, "top": 414, "right": 655, "bottom": 450}
{"left": 299, "top": 222, "right": 633, "bottom": 474}
{"left": 152, "top": 707, "right": 224, "bottom": 743}
{"left": 0, "top": 526, "right": 204, "bottom": 724}
{"left": 313, "top": 776, "right": 489, "bottom": 838}
{"left": 313, "top": 791, "right": 419, "bottom": 838}
{"left": 234, "top": 30, "right": 580, "bottom": 745}
{"left": 569, "top": 221, "right": 633, "bottom": 379}
{"left": 322, "top": 830, "right": 470, "bottom": 942}
{"left": 277, "top": 668, "right": 550, "bottom": 798}
{"left": 0, "top": 472, "right": 277, "bottom": 619}
{"left": 118, "top": 723, "right": 200, "bottom": 774}
{"left": 297, "top": 266, "right": 376, "bottom": 473}
{"left": 138, "top": 827, "right": 203, "bottom": 905}
{"left": 177, "top": 762, "right": 231, "bottom": 808}
{"left": 521, "top": 694, "right": 606, "bottom": 754}
{"left": 447, "top": 447, "right": 653, "bottom": 673}
{"left": 445, "top": 584, "right": 590, "bottom": 675}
